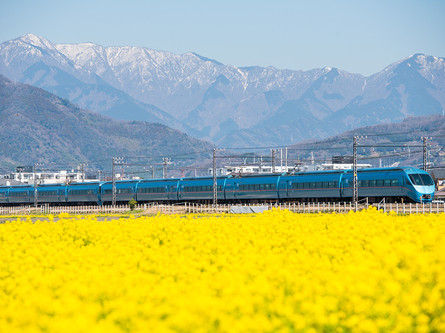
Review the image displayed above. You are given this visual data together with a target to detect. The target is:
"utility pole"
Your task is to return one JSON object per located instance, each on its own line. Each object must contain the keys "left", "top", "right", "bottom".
{"left": 213, "top": 148, "right": 224, "bottom": 206}
{"left": 80, "top": 163, "right": 87, "bottom": 182}
{"left": 98, "top": 170, "right": 102, "bottom": 181}
{"left": 112, "top": 157, "right": 123, "bottom": 206}
{"left": 285, "top": 147, "right": 288, "bottom": 172}
{"left": 33, "top": 163, "right": 43, "bottom": 207}
{"left": 353, "top": 136, "right": 366, "bottom": 206}
{"left": 422, "top": 137, "right": 431, "bottom": 172}
{"left": 152, "top": 166, "right": 155, "bottom": 179}
{"left": 162, "top": 158, "right": 172, "bottom": 179}
{"left": 271, "top": 149, "right": 276, "bottom": 173}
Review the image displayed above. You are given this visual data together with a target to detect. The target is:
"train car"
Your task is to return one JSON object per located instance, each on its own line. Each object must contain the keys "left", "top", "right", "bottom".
{"left": 8, "top": 185, "right": 34, "bottom": 205}
{"left": 401, "top": 167, "right": 435, "bottom": 202}
{"left": 66, "top": 182, "right": 101, "bottom": 205}
{"left": 178, "top": 177, "right": 225, "bottom": 202}
{"left": 101, "top": 181, "right": 137, "bottom": 204}
{"left": 279, "top": 171, "right": 340, "bottom": 201}
{"left": 36, "top": 184, "right": 66, "bottom": 204}
{"left": 0, "top": 186, "right": 9, "bottom": 205}
{"left": 136, "top": 178, "right": 179, "bottom": 202}
{"left": 225, "top": 174, "right": 278, "bottom": 201}
{"left": 339, "top": 167, "right": 434, "bottom": 203}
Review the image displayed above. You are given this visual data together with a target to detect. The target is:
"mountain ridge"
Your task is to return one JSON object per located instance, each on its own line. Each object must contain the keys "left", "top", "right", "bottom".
{"left": 1, "top": 34, "right": 444, "bottom": 147}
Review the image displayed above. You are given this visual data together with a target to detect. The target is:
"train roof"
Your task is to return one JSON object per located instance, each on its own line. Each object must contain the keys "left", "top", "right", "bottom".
{"left": 283, "top": 166, "right": 426, "bottom": 176}
{"left": 0, "top": 166, "right": 429, "bottom": 190}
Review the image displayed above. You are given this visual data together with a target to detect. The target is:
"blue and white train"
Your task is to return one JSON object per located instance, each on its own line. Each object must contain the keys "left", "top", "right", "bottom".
{"left": 0, "top": 167, "right": 435, "bottom": 205}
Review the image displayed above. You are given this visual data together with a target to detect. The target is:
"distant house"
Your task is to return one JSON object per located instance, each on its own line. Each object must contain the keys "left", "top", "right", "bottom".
{"left": 3, "top": 167, "right": 98, "bottom": 185}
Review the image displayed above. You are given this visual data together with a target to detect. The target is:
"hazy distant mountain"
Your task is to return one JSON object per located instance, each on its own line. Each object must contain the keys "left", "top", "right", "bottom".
{"left": 0, "top": 75, "right": 212, "bottom": 170}
{"left": 288, "top": 114, "right": 445, "bottom": 169}
{"left": 1, "top": 34, "right": 444, "bottom": 147}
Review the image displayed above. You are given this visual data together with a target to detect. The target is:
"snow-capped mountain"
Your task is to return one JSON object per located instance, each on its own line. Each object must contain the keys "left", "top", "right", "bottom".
{"left": 1, "top": 34, "right": 444, "bottom": 147}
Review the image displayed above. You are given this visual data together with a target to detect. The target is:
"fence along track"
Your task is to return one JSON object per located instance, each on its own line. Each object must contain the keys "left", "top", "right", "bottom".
{"left": 0, "top": 202, "right": 445, "bottom": 215}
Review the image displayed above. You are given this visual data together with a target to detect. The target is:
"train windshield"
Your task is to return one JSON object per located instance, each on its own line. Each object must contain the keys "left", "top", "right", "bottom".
{"left": 409, "top": 174, "right": 434, "bottom": 186}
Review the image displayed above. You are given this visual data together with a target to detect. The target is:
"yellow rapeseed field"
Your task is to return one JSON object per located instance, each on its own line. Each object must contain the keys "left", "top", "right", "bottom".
{"left": 0, "top": 208, "right": 444, "bottom": 332}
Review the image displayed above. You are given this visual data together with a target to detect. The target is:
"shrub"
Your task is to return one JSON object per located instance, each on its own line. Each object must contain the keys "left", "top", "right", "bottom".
{"left": 128, "top": 199, "right": 137, "bottom": 210}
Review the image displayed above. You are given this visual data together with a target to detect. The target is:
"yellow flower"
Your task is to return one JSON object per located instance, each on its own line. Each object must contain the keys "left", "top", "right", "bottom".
{"left": 0, "top": 209, "right": 444, "bottom": 332}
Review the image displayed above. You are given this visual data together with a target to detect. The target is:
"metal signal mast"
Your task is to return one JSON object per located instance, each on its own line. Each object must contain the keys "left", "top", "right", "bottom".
{"left": 112, "top": 157, "right": 124, "bottom": 206}
{"left": 353, "top": 136, "right": 366, "bottom": 206}
{"left": 212, "top": 148, "right": 224, "bottom": 206}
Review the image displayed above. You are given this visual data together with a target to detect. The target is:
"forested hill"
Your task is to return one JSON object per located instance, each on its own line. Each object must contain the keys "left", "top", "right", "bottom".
{"left": 0, "top": 75, "right": 213, "bottom": 171}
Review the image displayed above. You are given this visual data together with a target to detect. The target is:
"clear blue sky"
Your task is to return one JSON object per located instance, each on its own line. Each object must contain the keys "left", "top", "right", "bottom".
{"left": 1, "top": 0, "right": 444, "bottom": 75}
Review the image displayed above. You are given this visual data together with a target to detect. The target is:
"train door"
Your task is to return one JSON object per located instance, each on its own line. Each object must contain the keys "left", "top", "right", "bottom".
{"left": 178, "top": 184, "right": 184, "bottom": 201}
{"left": 234, "top": 182, "right": 239, "bottom": 199}
{"left": 222, "top": 179, "right": 228, "bottom": 201}
{"left": 168, "top": 181, "right": 179, "bottom": 201}
{"left": 165, "top": 185, "right": 170, "bottom": 201}
{"left": 340, "top": 175, "right": 352, "bottom": 199}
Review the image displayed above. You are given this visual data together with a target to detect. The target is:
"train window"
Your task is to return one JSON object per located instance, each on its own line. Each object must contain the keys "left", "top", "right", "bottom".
{"left": 316, "top": 182, "right": 322, "bottom": 188}
{"left": 260, "top": 184, "right": 265, "bottom": 190}
{"left": 361, "top": 180, "right": 369, "bottom": 187}
{"left": 376, "top": 180, "right": 384, "bottom": 187}
{"left": 409, "top": 174, "right": 434, "bottom": 186}
{"left": 369, "top": 180, "right": 376, "bottom": 187}
{"left": 271, "top": 183, "right": 276, "bottom": 190}
{"left": 265, "top": 184, "right": 270, "bottom": 190}
{"left": 391, "top": 179, "right": 399, "bottom": 186}
{"left": 71, "top": 190, "right": 94, "bottom": 195}
{"left": 10, "top": 191, "right": 27, "bottom": 197}
{"left": 310, "top": 182, "right": 316, "bottom": 189}
{"left": 41, "top": 190, "right": 58, "bottom": 196}
{"left": 384, "top": 180, "right": 391, "bottom": 186}
{"left": 420, "top": 174, "right": 434, "bottom": 186}
{"left": 409, "top": 174, "right": 422, "bottom": 185}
